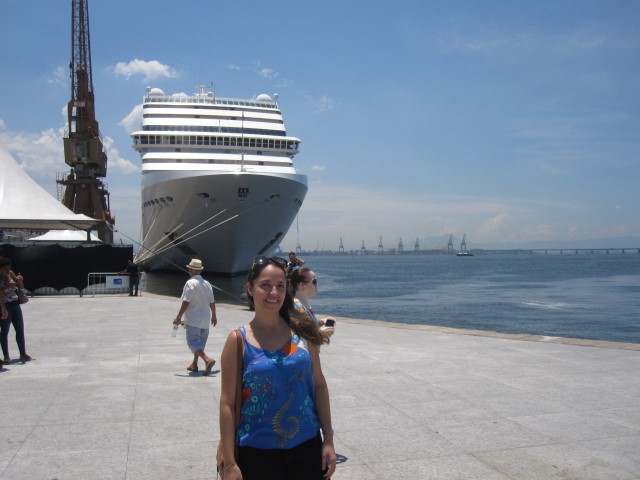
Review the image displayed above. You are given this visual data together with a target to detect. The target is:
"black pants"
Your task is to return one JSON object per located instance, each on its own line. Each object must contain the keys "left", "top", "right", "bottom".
{"left": 129, "top": 276, "right": 139, "bottom": 296}
{"left": 239, "top": 433, "right": 325, "bottom": 480}
{"left": 1, "top": 301, "right": 26, "bottom": 358}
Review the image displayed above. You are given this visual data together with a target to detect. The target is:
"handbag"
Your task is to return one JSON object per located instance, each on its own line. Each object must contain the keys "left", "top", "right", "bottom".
{"left": 216, "top": 330, "right": 244, "bottom": 479}
{"left": 17, "top": 288, "right": 29, "bottom": 305}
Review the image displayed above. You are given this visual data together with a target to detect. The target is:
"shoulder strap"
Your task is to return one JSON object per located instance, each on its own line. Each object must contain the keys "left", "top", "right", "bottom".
{"left": 233, "top": 330, "right": 244, "bottom": 427}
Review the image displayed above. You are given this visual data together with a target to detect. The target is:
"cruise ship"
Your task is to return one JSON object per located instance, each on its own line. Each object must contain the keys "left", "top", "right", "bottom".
{"left": 131, "top": 86, "right": 308, "bottom": 275}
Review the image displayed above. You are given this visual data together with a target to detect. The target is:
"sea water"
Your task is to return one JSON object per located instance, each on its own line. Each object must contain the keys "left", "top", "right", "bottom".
{"left": 145, "top": 253, "right": 640, "bottom": 343}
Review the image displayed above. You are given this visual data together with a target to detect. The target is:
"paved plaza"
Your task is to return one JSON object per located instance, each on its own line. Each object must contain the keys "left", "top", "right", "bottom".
{"left": 1, "top": 294, "right": 639, "bottom": 479}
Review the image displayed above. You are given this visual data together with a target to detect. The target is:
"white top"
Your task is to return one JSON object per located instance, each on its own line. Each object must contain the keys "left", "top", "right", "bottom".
{"left": 180, "top": 275, "right": 215, "bottom": 329}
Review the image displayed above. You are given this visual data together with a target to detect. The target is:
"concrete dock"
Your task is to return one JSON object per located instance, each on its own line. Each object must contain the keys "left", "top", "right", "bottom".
{"left": 1, "top": 294, "right": 639, "bottom": 479}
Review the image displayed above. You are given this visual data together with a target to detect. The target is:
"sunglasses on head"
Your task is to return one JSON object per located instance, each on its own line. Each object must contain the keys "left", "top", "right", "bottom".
{"left": 302, "top": 278, "right": 318, "bottom": 286}
{"left": 251, "top": 256, "right": 288, "bottom": 269}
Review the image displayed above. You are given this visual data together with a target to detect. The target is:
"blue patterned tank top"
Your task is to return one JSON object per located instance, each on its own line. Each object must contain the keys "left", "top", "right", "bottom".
{"left": 237, "top": 326, "right": 320, "bottom": 449}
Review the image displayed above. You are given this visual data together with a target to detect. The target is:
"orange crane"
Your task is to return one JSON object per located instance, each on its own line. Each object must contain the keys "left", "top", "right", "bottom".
{"left": 57, "top": 0, "right": 114, "bottom": 243}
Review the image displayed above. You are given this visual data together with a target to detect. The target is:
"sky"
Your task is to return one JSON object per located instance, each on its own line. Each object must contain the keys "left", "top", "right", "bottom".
{"left": 1, "top": 0, "right": 639, "bottom": 252}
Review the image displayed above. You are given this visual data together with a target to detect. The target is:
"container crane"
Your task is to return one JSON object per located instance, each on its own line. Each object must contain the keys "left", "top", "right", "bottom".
{"left": 57, "top": 0, "right": 114, "bottom": 243}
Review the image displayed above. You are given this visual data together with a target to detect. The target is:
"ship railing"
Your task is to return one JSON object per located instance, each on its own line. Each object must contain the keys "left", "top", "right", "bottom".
{"left": 144, "top": 94, "right": 278, "bottom": 109}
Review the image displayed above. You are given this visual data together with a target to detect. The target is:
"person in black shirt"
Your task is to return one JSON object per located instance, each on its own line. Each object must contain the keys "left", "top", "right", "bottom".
{"left": 120, "top": 260, "right": 140, "bottom": 296}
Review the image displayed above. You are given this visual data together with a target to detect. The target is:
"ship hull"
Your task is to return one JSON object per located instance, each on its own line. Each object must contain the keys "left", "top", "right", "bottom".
{"left": 136, "top": 170, "right": 307, "bottom": 275}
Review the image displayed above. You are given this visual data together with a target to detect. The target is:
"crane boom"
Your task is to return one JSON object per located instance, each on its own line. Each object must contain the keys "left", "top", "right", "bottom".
{"left": 58, "top": 0, "right": 114, "bottom": 243}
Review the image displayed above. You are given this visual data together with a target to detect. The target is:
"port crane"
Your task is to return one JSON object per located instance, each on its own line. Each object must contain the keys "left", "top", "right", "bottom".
{"left": 57, "top": 0, "right": 114, "bottom": 243}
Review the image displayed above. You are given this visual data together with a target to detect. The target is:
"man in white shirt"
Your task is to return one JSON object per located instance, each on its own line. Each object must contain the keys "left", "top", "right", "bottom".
{"left": 173, "top": 259, "right": 218, "bottom": 375}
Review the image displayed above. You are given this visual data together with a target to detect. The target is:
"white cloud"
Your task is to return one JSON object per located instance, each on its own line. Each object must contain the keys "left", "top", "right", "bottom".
{"left": 315, "top": 95, "right": 334, "bottom": 113}
{"left": 119, "top": 104, "right": 144, "bottom": 134}
{"left": 0, "top": 124, "right": 138, "bottom": 200}
{"left": 311, "top": 165, "right": 326, "bottom": 172}
{"left": 0, "top": 127, "right": 67, "bottom": 195}
{"left": 102, "top": 136, "right": 139, "bottom": 174}
{"left": 112, "top": 59, "right": 178, "bottom": 83}
{"left": 46, "top": 66, "right": 67, "bottom": 86}
{"left": 0, "top": 118, "right": 5, "bottom": 130}
{"left": 258, "top": 68, "right": 277, "bottom": 79}
{"left": 477, "top": 213, "right": 512, "bottom": 236}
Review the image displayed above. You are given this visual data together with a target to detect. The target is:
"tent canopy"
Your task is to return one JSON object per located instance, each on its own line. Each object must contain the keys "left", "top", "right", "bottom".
{"left": 0, "top": 140, "right": 100, "bottom": 231}
{"left": 29, "top": 230, "right": 102, "bottom": 242}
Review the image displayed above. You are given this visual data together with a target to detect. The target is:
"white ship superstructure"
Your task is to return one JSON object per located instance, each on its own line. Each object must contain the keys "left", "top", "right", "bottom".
{"left": 131, "top": 86, "right": 307, "bottom": 275}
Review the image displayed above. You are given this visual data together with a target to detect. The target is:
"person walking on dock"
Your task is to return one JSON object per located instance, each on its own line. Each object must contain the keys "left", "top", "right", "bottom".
{"left": 173, "top": 259, "right": 218, "bottom": 375}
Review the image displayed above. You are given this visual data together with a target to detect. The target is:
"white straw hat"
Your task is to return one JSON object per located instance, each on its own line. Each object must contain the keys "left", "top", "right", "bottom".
{"left": 186, "top": 259, "right": 204, "bottom": 270}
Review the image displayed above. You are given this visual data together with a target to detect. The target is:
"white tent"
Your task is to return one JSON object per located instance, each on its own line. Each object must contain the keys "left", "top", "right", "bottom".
{"left": 0, "top": 139, "right": 99, "bottom": 231}
{"left": 29, "top": 230, "right": 102, "bottom": 242}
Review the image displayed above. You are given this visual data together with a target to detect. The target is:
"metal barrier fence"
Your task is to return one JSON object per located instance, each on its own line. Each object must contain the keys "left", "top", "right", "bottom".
{"left": 85, "top": 272, "right": 131, "bottom": 296}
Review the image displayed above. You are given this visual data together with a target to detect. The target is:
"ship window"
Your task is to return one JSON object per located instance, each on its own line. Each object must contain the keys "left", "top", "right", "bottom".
{"left": 223, "top": 137, "right": 230, "bottom": 146}
{"left": 259, "top": 161, "right": 264, "bottom": 165}
{"left": 141, "top": 135, "right": 149, "bottom": 144}
{"left": 190, "top": 136, "right": 197, "bottom": 145}
{"left": 268, "top": 140, "right": 274, "bottom": 148}
{"left": 197, "top": 136, "right": 203, "bottom": 145}
{"left": 250, "top": 139, "right": 255, "bottom": 147}
{"left": 166, "top": 196, "right": 174, "bottom": 202}
{"left": 169, "top": 136, "right": 176, "bottom": 144}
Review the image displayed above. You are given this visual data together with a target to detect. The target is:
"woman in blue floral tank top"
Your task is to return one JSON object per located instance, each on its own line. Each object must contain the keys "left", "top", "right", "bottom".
{"left": 219, "top": 256, "right": 336, "bottom": 480}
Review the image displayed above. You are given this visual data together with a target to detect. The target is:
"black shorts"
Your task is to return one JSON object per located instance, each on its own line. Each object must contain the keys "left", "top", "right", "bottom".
{"left": 238, "top": 433, "right": 325, "bottom": 480}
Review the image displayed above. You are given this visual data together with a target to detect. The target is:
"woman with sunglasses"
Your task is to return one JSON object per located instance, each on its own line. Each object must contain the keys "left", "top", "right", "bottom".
{"left": 289, "top": 268, "right": 336, "bottom": 338}
{"left": 219, "top": 257, "right": 336, "bottom": 480}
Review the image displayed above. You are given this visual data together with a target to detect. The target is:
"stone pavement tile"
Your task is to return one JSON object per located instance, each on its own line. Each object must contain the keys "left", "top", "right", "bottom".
{"left": 338, "top": 425, "right": 463, "bottom": 464}
{"left": 434, "top": 418, "right": 553, "bottom": 452}
{"left": 332, "top": 462, "right": 381, "bottom": 480}
{"left": 0, "top": 426, "right": 31, "bottom": 460}
{"left": 0, "top": 448, "right": 128, "bottom": 480}
{"left": 593, "top": 406, "right": 640, "bottom": 431}
{"left": 17, "top": 421, "right": 132, "bottom": 455}
{"left": 337, "top": 371, "right": 456, "bottom": 404}
{"left": 535, "top": 386, "right": 640, "bottom": 410}
{"left": 431, "top": 377, "right": 531, "bottom": 400}
{"left": 469, "top": 392, "right": 572, "bottom": 418}
{"left": 132, "top": 391, "right": 217, "bottom": 422}
{"left": 52, "top": 384, "right": 137, "bottom": 405}
{"left": 512, "top": 411, "right": 639, "bottom": 443}
{"left": 405, "top": 361, "right": 488, "bottom": 383}
{"left": 395, "top": 398, "right": 499, "bottom": 428}
{"left": 321, "top": 375, "right": 392, "bottom": 409}
{"left": 475, "top": 442, "right": 639, "bottom": 480}
{"left": 331, "top": 403, "right": 415, "bottom": 433}
{"left": 126, "top": 441, "right": 216, "bottom": 480}
{"left": 129, "top": 416, "right": 217, "bottom": 447}
{"left": 575, "top": 435, "right": 640, "bottom": 478}
{"left": 369, "top": 454, "right": 513, "bottom": 479}
{"left": 39, "top": 399, "right": 134, "bottom": 425}
{"left": 0, "top": 396, "right": 50, "bottom": 427}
